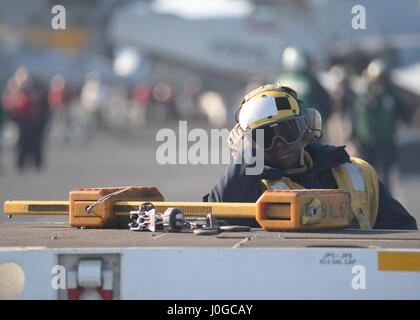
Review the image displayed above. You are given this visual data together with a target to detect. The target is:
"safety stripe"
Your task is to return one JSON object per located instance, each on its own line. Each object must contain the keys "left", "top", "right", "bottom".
{"left": 342, "top": 163, "right": 366, "bottom": 192}
{"left": 378, "top": 252, "right": 420, "bottom": 271}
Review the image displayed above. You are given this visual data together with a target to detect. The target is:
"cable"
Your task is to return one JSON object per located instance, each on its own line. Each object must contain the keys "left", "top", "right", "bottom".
{"left": 85, "top": 185, "right": 139, "bottom": 214}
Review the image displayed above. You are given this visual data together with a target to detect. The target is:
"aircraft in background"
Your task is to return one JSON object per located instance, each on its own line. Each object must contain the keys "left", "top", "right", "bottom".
{"left": 0, "top": 0, "right": 419, "bottom": 114}
{"left": 107, "top": 0, "right": 420, "bottom": 101}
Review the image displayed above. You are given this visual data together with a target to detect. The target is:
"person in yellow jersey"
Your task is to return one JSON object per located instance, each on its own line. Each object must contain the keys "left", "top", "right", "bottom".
{"left": 203, "top": 83, "right": 417, "bottom": 230}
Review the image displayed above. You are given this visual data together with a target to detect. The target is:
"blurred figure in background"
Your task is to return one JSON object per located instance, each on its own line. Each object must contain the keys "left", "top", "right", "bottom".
{"left": 131, "top": 81, "right": 152, "bottom": 127}
{"left": 326, "top": 64, "right": 358, "bottom": 155}
{"left": 48, "top": 74, "right": 74, "bottom": 144}
{"left": 175, "top": 76, "right": 203, "bottom": 120}
{"left": 151, "top": 82, "right": 176, "bottom": 123}
{"left": 353, "top": 59, "right": 412, "bottom": 189}
{"left": 276, "top": 46, "right": 333, "bottom": 124}
{"left": 80, "top": 72, "right": 105, "bottom": 141}
{"left": 105, "top": 85, "right": 130, "bottom": 130}
{"left": 1, "top": 66, "right": 49, "bottom": 171}
{"left": 199, "top": 91, "right": 227, "bottom": 128}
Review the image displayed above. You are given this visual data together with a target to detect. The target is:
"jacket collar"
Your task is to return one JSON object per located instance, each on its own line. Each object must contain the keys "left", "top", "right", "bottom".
{"left": 305, "top": 143, "right": 350, "bottom": 173}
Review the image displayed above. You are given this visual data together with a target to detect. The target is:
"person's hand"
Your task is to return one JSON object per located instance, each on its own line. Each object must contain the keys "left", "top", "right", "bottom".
{"left": 228, "top": 123, "right": 251, "bottom": 159}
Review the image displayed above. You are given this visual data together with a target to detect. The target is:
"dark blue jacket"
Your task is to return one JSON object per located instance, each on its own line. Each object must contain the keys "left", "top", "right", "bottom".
{"left": 203, "top": 143, "right": 417, "bottom": 230}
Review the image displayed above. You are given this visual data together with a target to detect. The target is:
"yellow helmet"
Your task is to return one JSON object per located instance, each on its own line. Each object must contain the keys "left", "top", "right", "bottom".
{"left": 236, "top": 83, "right": 321, "bottom": 149}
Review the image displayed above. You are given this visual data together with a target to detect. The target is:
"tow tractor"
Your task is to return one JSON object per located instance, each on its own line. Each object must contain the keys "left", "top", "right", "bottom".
{"left": 1, "top": 186, "right": 420, "bottom": 300}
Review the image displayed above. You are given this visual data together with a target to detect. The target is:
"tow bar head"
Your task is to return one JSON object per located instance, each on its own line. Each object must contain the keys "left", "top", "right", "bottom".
{"left": 255, "top": 189, "right": 352, "bottom": 231}
{"left": 69, "top": 187, "right": 164, "bottom": 228}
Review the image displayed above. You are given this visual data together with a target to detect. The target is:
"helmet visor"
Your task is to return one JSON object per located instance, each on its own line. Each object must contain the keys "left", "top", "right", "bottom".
{"left": 251, "top": 116, "right": 308, "bottom": 150}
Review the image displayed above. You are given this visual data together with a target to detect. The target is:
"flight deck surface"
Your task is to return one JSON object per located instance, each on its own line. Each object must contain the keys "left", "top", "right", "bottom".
{"left": 1, "top": 223, "right": 419, "bottom": 249}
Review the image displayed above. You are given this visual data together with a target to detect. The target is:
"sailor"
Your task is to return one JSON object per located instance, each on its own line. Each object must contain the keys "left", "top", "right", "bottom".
{"left": 276, "top": 46, "right": 332, "bottom": 122}
{"left": 203, "top": 83, "right": 417, "bottom": 230}
{"left": 353, "top": 58, "right": 412, "bottom": 190}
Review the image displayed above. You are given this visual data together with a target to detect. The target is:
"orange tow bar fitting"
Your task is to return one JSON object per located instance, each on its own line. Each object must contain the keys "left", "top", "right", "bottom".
{"left": 4, "top": 187, "right": 352, "bottom": 231}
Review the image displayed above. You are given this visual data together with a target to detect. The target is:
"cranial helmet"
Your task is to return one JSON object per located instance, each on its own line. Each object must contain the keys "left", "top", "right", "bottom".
{"left": 235, "top": 83, "right": 322, "bottom": 150}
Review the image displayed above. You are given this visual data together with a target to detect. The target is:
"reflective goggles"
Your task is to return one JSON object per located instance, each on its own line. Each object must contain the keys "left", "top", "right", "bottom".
{"left": 250, "top": 116, "right": 309, "bottom": 150}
